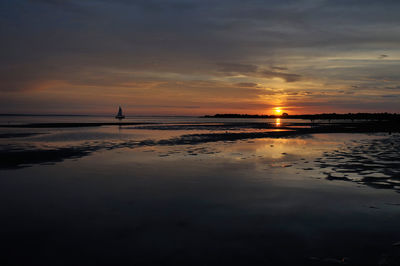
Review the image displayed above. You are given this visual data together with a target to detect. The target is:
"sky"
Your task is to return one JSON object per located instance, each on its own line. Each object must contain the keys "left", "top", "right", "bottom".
{"left": 1, "top": 0, "right": 400, "bottom": 115}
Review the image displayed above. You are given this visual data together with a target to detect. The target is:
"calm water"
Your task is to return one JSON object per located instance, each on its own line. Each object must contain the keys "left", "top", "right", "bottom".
{"left": 0, "top": 116, "right": 399, "bottom": 265}
{"left": 0, "top": 114, "right": 314, "bottom": 125}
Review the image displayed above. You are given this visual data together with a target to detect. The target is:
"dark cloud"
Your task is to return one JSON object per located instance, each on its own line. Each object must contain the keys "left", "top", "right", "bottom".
{"left": 271, "top": 66, "right": 288, "bottom": 71}
{"left": 236, "top": 82, "right": 258, "bottom": 88}
{"left": 217, "top": 63, "right": 301, "bottom": 82}
{"left": 260, "top": 70, "right": 302, "bottom": 83}
{"left": 217, "top": 63, "right": 258, "bottom": 74}
{"left": 384, "top": 86, "right": 400, "bottom": 90}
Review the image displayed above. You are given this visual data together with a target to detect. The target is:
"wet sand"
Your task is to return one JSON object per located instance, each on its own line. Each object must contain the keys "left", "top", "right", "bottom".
{"left": 318, "top": 136, "right": 400, "bottom": 192}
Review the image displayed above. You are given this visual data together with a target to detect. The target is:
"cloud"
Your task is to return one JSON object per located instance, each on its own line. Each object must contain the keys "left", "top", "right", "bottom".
{"left": 384, "top": 86, "right": 400, "bottom": 90}
{"left": 236, "top": 82, "right": 258, "bottom": 88}
{"left": 1, "top": 0, "right": 400, "bottom": 113}
{"left": 217, "top": 63, "right": 258, "bottom": 74}
{"left": 271, "top": 66, "right": 288, "bottom": 71}
{"left": 260, "top": 70, "right": 302, "bottom": 83}
{"left": 217, "top": 63, "right": 302, "bottom": 82}
{"left": 381, "top": 94, "right": 399, "bottom": 98}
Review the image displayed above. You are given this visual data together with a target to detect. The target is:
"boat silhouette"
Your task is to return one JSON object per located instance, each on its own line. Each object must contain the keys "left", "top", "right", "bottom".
{"left": 115, "top": 106, "right": 125, "bottom": 120}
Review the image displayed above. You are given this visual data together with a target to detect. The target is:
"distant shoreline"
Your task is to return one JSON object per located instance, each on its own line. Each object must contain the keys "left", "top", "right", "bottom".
{"left": 204, "top": 113, "right": 400, "bottom": 121}
{"left": 0, "top": 122, "right": 157, "bottom": 128}
{"left": 0, "top": 114, "right": 196, "bottom": 117}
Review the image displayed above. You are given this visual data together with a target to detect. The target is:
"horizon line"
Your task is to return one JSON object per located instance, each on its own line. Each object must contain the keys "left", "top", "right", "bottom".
{"left": 0, "top": 113, "right": 199, "bottom": 117}
{"left": 1, "top": 112, "right": 399, "bottom": 117}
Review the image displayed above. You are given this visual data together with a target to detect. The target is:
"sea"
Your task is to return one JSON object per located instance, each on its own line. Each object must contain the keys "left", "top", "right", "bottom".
{"left": 0, "top": 115, "right": 399, "bottom": 265}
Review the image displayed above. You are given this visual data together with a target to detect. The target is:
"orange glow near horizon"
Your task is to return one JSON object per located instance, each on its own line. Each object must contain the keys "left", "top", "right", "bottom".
{"left": 273, "top": 107, "right": 283, "bottom": 115}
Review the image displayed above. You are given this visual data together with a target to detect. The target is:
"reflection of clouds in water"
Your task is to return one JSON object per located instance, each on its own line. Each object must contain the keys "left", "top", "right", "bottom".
{"left": 2, "top": 124, "right": 399, "bottom": 195}
{"left": 0, "top": 122, "right": 293, "bottom": 151}
{"left": 0, "top": 132, "right": 299, "bottom": 168}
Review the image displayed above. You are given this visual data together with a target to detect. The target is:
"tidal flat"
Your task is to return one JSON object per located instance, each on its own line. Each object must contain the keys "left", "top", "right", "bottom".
{"left": 0, "top": 117, "right": 399, "bottom": 265}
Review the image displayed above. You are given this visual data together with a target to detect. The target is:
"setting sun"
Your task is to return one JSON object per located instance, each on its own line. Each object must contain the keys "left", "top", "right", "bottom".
{"left": 274, "top": 108, "right": 282, "bottom": 115}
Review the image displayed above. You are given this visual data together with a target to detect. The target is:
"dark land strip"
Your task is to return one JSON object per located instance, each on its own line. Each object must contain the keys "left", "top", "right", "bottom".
{"left": 0, "top": 122, "right": 157, "bottom": 128}
{"left": 0, "top": 133, "right": 43, "bottom": 138}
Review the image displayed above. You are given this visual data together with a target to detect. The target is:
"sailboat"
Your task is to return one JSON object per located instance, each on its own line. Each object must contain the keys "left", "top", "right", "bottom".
{"left": 115, "top": 106, "right": 125, "bottom": 120}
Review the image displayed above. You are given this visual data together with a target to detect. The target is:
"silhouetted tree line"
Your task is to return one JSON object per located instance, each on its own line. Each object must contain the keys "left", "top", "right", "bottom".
{"left": 205, "top": 113, "right": 400, "bottom": 121}
{"left": 204, "top": 114, "right": 270, "bottom": 118}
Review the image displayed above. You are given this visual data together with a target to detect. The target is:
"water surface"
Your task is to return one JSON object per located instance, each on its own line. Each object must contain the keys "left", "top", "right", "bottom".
{"left": 0, "top": 117, "right": 399, "bottom": 265}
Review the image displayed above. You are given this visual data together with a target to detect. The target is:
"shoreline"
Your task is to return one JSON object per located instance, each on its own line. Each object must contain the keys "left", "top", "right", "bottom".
{"left": 0, "top": 122, "right": 157, "bottom": 128}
